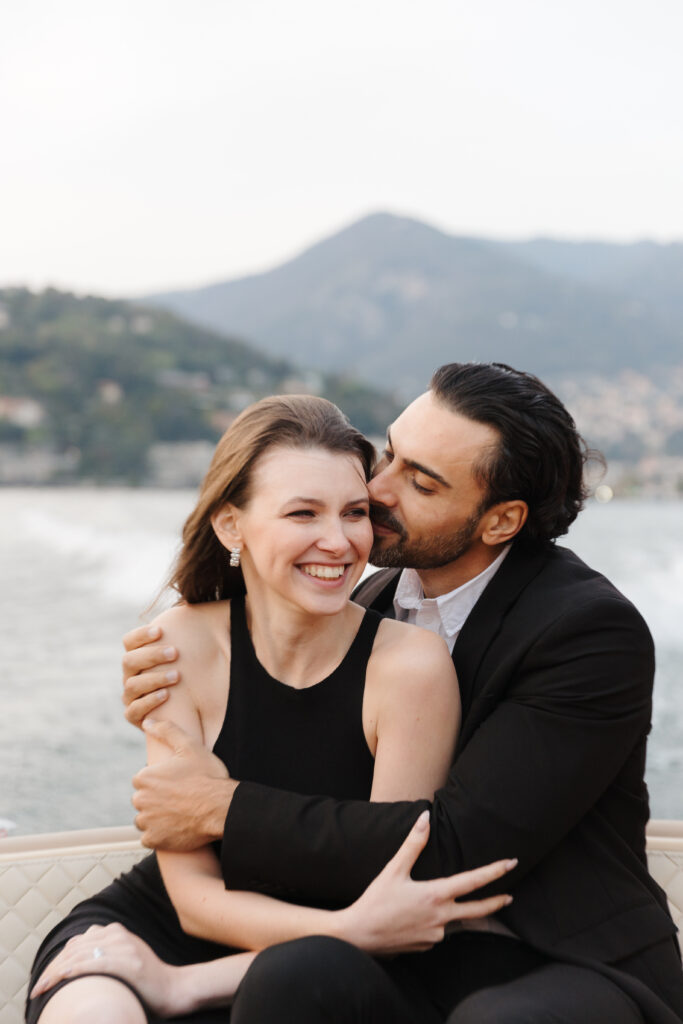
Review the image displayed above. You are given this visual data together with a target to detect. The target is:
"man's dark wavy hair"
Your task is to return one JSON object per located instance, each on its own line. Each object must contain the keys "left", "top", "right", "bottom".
{"left": 430, "top": 362, "right": 594, "bottom": 544}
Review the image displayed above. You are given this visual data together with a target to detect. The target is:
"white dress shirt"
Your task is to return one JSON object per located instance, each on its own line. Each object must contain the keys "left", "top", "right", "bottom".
{"left": 393, "top": 545, "right": 511, "bottom": 653}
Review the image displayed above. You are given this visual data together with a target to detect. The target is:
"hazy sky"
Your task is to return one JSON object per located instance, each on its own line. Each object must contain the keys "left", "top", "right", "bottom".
{"left": 2, "top": 0, "right": 682, "bottom": 295}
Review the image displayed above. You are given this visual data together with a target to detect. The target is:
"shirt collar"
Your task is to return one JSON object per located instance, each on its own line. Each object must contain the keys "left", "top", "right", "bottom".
{"left": 393, "top": 545, "right": 511, "bottom": 638}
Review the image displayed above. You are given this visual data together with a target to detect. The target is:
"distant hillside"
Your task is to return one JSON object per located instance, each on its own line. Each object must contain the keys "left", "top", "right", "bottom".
{"left": 0, "top": 288, "right": 400, "bottom": 483}
{"left": 497, "top": 238, "right": 683, "bottom": 331}
{"left": 145, "top": 213, "right": 683, "bottom": 395}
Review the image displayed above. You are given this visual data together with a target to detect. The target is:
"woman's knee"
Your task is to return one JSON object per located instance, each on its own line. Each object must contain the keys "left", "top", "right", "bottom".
{"left": 244, "top": 935, "right": 363, "bottom": 992}
{"left": 33, "top": 976, "right": 146, "bottom": 1024}
{"left": 232, "top": 936, "right": 377, "bottom": 1021}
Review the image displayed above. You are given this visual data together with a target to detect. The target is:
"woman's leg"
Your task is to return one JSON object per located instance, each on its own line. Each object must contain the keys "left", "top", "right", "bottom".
{"left": 231, "top": 935, "right": 438, "bottom": 1024}
{"left": 34, "top": 976, "right": 147, "bottom": 1024}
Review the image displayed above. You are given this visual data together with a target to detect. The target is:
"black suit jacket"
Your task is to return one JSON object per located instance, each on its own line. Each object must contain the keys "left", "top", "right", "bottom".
{"left": 220, "top": 539, "right": 683, "bottom": 1021}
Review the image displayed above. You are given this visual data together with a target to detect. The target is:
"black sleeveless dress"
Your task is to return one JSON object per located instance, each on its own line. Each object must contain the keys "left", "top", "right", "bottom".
{"left": 26, "top": 597, "right": 381, "bottom": 1023}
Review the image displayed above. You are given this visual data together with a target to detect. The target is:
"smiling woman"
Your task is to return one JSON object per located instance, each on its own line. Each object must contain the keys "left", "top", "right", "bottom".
{"left": 165, "top": 395, "right": 375, "bottom": 607}
{"left": 210, "top": 445, "right": 372, "bottom": 627}
{"left": 25, "top": 394, "right": 510, "bottom": 1024}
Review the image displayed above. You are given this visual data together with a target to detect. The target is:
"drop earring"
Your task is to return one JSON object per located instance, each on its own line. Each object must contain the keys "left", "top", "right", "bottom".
{"left": 229, "top": 547, "right": 241, "bottom": 568}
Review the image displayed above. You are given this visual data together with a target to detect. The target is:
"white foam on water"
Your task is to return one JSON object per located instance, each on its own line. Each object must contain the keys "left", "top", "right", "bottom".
{"left": 567, "top": 501, "right": 683, "bottom": 649}
{"left": 15, "top": 490, "right": 195, "bottom": 610}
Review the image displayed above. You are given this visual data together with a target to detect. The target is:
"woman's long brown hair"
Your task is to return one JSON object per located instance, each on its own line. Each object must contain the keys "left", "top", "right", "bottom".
{"left": 168, "top": 394, "right": 375, "bottom": 604}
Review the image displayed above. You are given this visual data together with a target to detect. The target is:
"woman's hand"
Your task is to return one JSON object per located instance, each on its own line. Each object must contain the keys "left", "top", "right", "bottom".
{"left": 338, "top": 811, "right": 516, "bottom": 955}
{"left": 30, "top": 923, "right": 258, "bottom": 1015}
{"left": 30, "top": 924, "right": 182, "bottom": 1017}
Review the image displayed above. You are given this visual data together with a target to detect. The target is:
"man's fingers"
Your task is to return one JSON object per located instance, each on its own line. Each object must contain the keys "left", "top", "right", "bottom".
{"left": 123, "top": 667, "right": 178, "bottom": 704}
{"left": 442, "top": 858, "right": 518, "bottom": 900}
{"left": 122, "top": 644, "right": 177, "bottom": 677}
{"left": 122, "top": 623, "right": 163, "bottom": 652}
{"left": 386, "top": 810, "right": 431, "bottom": 876}
{"left": 134, "top": 818, "right": 156, "bottom": 847}
{"left": 124, "top": 689, "right": 170, "bottom": 726}
{"left": 142, "top": 717, "right": 196, "bottom": 754}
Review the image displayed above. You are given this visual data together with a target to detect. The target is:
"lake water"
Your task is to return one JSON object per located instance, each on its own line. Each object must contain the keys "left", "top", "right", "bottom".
{"left": 1, "top": 488, "right": 682, "bottom": 836}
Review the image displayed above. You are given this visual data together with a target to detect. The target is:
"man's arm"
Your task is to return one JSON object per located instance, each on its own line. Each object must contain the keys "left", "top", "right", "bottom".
{"left": 122, "top": 595, "right": 653, "bottom": 906}
{"left": 219, "top": 594, "right": 654, "bottom": 905}
{"left": 133, "top": 718, "right": 235, "bottom": 849}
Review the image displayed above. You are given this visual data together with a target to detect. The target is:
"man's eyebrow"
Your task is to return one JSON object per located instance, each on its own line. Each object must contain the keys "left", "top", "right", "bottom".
{"left": 386, "top": 428, "right": 452, "bottom": 489}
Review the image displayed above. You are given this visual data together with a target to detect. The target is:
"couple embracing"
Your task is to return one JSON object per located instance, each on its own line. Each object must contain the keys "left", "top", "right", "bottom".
{"left": 27, "top": 363, "right": 683, "bottom": 1023}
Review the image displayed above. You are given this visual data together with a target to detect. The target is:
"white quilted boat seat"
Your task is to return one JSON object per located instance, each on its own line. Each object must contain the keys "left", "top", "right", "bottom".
{"left": 0, "top": 826, "right": 144, "bottom": 1023}
{"left": 2, "top": 821, "right": 683, "bottom": 1024}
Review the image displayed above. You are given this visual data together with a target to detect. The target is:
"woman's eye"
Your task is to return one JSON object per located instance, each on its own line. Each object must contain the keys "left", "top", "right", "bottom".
{"left": 346, "top": 507, "right": 368, "bottom": 519}
{"left": 287, "top": 509, "right": 315, "bottom": 518}
{"left": 382, "top": 448, "right": 394, "bottom": 463}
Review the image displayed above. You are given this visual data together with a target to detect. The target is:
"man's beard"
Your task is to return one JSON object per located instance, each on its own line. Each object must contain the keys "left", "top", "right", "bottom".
{"left": 369, "top": 506, "right": 483, "bottom": 570}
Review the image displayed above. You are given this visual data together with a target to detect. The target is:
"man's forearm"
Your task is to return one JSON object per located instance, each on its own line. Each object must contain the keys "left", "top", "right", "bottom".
{"left": 133, "top": 731, "right": 239, "bottom": 851}
{"left": 220, "top": 782, "right": 430, "bottom": 904}
{"left": 137, "top": 775, "right": 236, "bottom": 850}
{"left": 199, "top": 776, "right": 238, "bottom": 843}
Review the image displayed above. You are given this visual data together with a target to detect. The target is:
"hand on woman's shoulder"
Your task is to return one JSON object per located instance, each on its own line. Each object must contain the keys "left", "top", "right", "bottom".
{"left": 143, "top": 601, "right": 233, "bottom": 746}
{"left": 148, "top": 601, "right": 232, "bottom": 692}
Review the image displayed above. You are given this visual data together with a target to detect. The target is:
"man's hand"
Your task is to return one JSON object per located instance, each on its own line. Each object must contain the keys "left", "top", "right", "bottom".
{"left": 134, "top": 719, "right": 238, "bottom": 850}
{"left": 122, "top": 623, "right": 181, "bottom": 728}
{"left": 339, "top": 811, "right": 516, "bottom": 954}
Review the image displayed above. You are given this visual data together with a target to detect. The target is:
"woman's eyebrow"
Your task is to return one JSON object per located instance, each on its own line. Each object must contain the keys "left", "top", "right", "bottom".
{"left": 283, "top": 496, "right": 369, "bottom": 507}
{"left": 284, "top": 497, "right": 325, "bottom": 506}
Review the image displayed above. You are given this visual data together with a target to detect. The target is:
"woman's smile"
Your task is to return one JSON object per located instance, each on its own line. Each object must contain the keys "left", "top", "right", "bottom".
{"left": 298, "top": 563, "right": 350, "bottom": 584}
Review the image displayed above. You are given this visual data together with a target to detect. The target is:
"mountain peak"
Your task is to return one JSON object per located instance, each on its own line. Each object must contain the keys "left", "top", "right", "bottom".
{"left": 144, "top": 212, "right": 683, "bottom": 395}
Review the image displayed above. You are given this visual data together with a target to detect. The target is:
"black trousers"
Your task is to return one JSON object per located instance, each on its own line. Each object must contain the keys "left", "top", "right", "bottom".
{"left": 230, "top": 932, "right": 650, "bottom": 1024}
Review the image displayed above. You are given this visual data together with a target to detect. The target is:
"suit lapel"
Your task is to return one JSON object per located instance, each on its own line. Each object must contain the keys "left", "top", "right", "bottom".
{"left": 454, "top": 539, "right": 550, "bottom": 722}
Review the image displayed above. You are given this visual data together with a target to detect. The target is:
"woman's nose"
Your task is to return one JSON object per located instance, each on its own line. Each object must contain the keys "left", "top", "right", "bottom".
{"left": 318, "top": 519, "right": 352, "bottom": 555}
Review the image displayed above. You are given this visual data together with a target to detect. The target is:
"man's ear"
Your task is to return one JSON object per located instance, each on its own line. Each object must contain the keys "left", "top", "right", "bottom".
{"left": 480, "top": 500, "right": 528, "bottom": 546}
{"left": 211, "top": 505, "right": 242, "bottom": 551}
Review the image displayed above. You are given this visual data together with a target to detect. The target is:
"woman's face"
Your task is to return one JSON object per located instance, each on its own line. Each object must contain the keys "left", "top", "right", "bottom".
{"left": 224, "top": 445, "right": 372, "bottom": 615}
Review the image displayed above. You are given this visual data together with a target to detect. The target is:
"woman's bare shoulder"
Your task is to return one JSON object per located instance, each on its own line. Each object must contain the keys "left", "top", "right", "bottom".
{"left": 150, "top": 600, "right": 231, "bottom": 660}
{"left": 365, "top": 618, "right": 460, "bottom": 743}
{"left": 373, "top": 616, "right": 451, "bottom": 662}
{"left": 369, "top": 617, "right": 456, "bottom": 693}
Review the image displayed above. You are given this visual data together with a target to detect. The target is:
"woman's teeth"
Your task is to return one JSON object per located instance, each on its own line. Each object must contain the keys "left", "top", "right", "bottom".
{"left": 301, "top": 565, "right": 346, "bottom": 579}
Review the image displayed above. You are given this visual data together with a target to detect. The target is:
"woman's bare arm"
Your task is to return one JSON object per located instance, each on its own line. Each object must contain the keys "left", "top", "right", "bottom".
{"left": 148, "top": 607, "right": 502, "bottom": 954}
{"left": 30, "top": 823, "right": 516, "bottom": 1012}
{"left": 368, "top": 623, "right": 460, "bottom": 802}
{"left": 143, "top": 607, "right": 350, "bottom": 949}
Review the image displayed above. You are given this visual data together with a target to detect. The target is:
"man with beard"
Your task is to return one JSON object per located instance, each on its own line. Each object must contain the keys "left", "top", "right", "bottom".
{"left": 121, "top": 363, "right": 683, "bottom": 1023}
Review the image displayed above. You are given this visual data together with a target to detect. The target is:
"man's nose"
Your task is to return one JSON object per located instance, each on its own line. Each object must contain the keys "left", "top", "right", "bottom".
{"left": 368, "top": 466, "right": 395, "bottom": 506}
